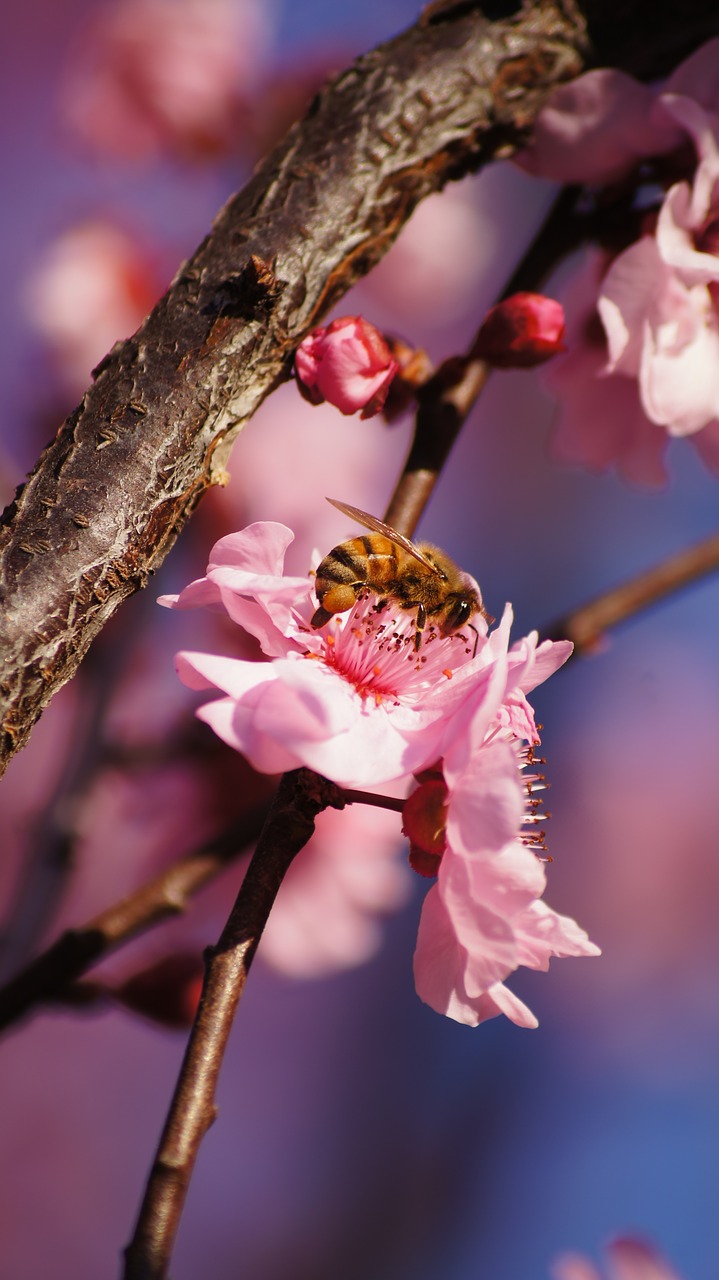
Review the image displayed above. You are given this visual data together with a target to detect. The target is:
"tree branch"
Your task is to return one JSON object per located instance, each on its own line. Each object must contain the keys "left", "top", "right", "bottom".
{"left": 0, "top": 804, "right": 269, "bottom": 1036}
{"left": 544, "top": 529, "right": 719, "bottom": 652}
{"left": 10, "top": 0, "right": 718, "bottom": 775}
{"left": 122, "top": 769, "right": 346, "bottom": 1280}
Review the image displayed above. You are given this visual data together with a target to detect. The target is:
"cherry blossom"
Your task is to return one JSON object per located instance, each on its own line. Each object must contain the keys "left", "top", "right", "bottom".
{"left": 520, "top": 39, "right": 719, "bottom": 481}
{"left": 412, "top": 627, "right": 599, "bottom": 1028}
{"left": 552, "top": 1236, "right": 685, "bottom": 1280}
{"left": 162, "top": 520, "right": 596, "bottom": 1025}
{"left": 61, "top": 0, "right": 270, "bottom": 162}
{"left": 294, "top": 316, "right": 398, "bottom": 418}
{"left": 24, "top": 220, "right": 164, "bottom": 395}
{"left": 161, "top": 519, "right": 492, "bottom": 788}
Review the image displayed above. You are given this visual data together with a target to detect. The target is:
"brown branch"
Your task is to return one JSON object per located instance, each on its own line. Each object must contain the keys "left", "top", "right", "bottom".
{"left": 545, "top": 529, "right": 719, "bottom": 653}
{"left": 384, "top": 183, "right": 581, "bottom": 538}
{"left": 122, "top": 768, "right": 346, "bottom": 1280}
{"left": 0, "top": 804, "right": 269, "bottom": 1036}
{"left": 5, "top": 0, "right": 719, "bottom": 775}
{"left": 0, "top": 1, "right": 593, "bottom": 776}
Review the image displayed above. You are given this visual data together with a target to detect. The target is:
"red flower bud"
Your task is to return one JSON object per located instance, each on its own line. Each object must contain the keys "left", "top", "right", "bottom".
{"left": 473, "top": 292, "right": 566, "bottom": 368}
{"left": 402, "top": 777, "right": 448, "bottom": 878}
{"left": 113, "top": 952, "right": 204, "bottom": 1029}
{"left": 294, "top": 316, "right": 398, "bottom": 417}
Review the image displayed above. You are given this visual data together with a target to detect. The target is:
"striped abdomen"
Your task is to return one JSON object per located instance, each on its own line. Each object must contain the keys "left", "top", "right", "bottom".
{"left": 311, "top": 535, "right": 399, "bottom": 627}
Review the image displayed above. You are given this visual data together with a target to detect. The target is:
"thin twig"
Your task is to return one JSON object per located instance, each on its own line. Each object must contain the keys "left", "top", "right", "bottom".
{"left": 545, "top": 529, "right": 719, "bottom": 653}
{"left": 122, "top": 769, "right": 346, "bottom": 1280}
{"left": 384, "top": 186, "right": 582, "bottom": 538}
{"left": 0, "top": 805, "right": 269, "bottom": 1036}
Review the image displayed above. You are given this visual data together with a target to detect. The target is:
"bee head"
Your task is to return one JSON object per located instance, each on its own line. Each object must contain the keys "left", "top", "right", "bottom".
{"left": 440, "top": 593, "right": 478, "bottom": 635}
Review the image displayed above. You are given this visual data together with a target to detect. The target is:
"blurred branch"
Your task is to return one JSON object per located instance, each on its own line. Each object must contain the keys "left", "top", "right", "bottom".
{"left": 545, "top": 529, "right": 719, "bottom": 651}
{"left": 0, "top": 802, "right": 270, "bottom": 1036}
{"left": 123, "top": 768, "right": 346, "bottom": 1280}
{"left": 4, "top": 2, "right": 719, "bottom": 773}
{"left": 385, "top": 185, "right": 580, "bottom": 537}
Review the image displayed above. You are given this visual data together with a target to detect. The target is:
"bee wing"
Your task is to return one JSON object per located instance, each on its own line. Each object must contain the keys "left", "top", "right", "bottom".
{"left": 325, "top": 498, "right": 444, "bottom": 576}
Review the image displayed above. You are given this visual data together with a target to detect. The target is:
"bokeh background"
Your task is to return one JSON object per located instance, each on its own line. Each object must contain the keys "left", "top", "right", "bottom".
{"left": 1, "top": 2, "right": 718, "bottom": 1277}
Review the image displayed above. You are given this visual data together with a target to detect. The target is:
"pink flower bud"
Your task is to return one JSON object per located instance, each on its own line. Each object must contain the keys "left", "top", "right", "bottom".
{"left": 474, "top": 292, "right": 566, "bottom": 368}
{"left": 294, "top": 315, "right": 398, "bottom": 417}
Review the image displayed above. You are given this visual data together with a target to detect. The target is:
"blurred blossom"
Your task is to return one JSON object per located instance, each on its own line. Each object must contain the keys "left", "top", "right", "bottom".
{"left": 24, "top": 220, "right": 165, "bottom": 395}
{"left": 363, "top": 180, "right": 494, "bottom": 327}
{"left": 473, "top": 292, "right": 566, "bottom": 368}
{"left": 259, "top": 803, "right": 409, "bottom": 978}
{"left": 597, "top": 95, "right": 719, "bottom": 453}
{"left": 523, "top": 40, "right": 719, "bottom": 481}
{"left": 552, "top": 1236, "right": 685, "bottom": 1280}
{"left": 61, "top": 0, "right": 273, "bottom": 162}
{"left": 294, "top": 316, "right": 398, "bottom": 418}
{"left": 544, "top": 250, "right": 670, "bottom": 486}
{"left": 517, "top": 39, "right": 719, "bottom": 185}
{"left": 111, "top": 951, "right": 205, "bottom": 1028}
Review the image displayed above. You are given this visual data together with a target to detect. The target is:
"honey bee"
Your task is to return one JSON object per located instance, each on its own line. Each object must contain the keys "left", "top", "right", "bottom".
{"left": 311, "top": 498, "right": 489, "bottom": 650}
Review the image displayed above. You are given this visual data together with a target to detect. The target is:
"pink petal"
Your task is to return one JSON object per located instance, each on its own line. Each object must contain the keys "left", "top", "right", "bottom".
{"left": 517, "top": 70, "right": 682, "bottom": 184}
{"left": 665, "top": 36, "right": 719, "bottom": 114}
{"left": 607, "top": 1237, "right": 684, "bottom": 1280}
{"left": 640, "top": 297, "right": 719, "bottom": 434}
{"left": 445, "top": 740, "right": 524, "bottom": 859}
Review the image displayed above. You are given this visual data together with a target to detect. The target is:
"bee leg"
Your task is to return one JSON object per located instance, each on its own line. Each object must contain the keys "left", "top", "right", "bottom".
{"left": 414, "top": 603, "right": 427, "bottom": 651}
{"left": 311, "top": 605, "right": 334, "bottom": 629}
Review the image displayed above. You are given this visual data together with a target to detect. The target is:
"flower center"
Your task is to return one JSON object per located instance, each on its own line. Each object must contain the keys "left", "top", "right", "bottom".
{"left": 312, "top": 595, "right": 476, "bottom": 705}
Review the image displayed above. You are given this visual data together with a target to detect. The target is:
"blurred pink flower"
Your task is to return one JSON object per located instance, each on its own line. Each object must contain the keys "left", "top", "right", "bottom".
{"left": 61, "top": 0, "right": 271, "bottom": 162}
{"left": 552, "top": 1236, "right": 684, "bottom": 1280}
{"left": 521, "top": 39, "right": 719, "bottom": 481}
{"left": 474, "top": 292, "right": 566, "bottom": 368}
{"left": 24, "top": 220, "right": 164, "bottom": 395}
{"left": 294, "top": 316, "right": 398, "bottom": 418}
{"left": 412, "top": 625, "right": 598, "bottom": 1029}
{"left": 259, "top": 803, "right": 410, "bottom": 978}
{"left": 517, "top": 39, "right": 719, "bottom": 185}
{"left": 544, "top": 251, "right": 670, "bottom": 486}
{"left": 598, "top": 95, "right": 719, "bottom": 443}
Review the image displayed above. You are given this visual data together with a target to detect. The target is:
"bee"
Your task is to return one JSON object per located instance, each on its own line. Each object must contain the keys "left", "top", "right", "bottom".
{"left": 311, "top": 498, "right": 489, "bottom": 650}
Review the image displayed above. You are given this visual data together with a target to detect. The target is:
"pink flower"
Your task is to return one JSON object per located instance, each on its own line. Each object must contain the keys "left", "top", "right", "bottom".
{"left": 474, "top": 292, "right": 566, "bottom": 368}
{"left": 412, "top": 627, "right": 599, "bottom": 1029}
{"left": 162, "top": 521, "right": 597, "bottom": 1025}
{"left": 259, "top": 803, "right": 411, "bottom": 978}
{"left": 24, "top": 220, "right": 164, "bottom": 395}
{"left": 544, "top": 250, "right": 670, "bottom": 486}
{"left": 161, "top": 519, "right": 494, "bottom": 788}
{"left": 552, "top": 1237, "right": 684, "bottom": 1280}
{"left": 598, "top": 95, "right": 719, "bottom": 444}
{"left": 521, "top": 40, "right": 719, "bottom": 480}
{"left": 61, "top": 0, "right": 270, "bottom": 162}
{"left": 294, "top": 317, "right": 398, "bottom": 418}
{"left": 517, "top": 39, "right": 719, "bottom": 186}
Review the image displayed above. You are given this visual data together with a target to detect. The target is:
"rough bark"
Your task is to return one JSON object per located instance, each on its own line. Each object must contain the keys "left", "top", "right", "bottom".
{"left": 0, "top": 0, "right": 718, "bottom": 775}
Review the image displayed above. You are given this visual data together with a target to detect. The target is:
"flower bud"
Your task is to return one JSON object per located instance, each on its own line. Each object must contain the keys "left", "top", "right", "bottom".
{"left": 402, "top": 777, "right": 448, "bottom": 878}
{"left": 294, "top": 316, "right": 398, "bottom": 417}
{"left": 473, "top": 292, "right": 566, "bottom": 368}
{"left": 112, "top": 952, "right": 204, "bottom": 1029}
